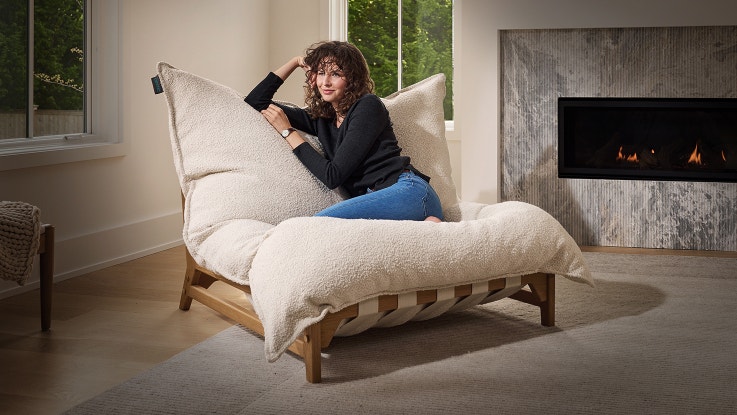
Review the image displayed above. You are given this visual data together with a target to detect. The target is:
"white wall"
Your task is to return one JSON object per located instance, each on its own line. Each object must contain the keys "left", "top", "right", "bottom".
{"left": 456, "top": 0, "right": 737, "bottom": 203}
{"left": 267, "top": 0, "right": 324, "bottom": 104}
{"left": 0, "top": 0, "right": 271, "bottom": 297}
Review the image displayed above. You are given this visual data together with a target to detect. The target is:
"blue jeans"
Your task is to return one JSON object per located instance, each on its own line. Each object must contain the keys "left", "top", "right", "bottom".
{"left": 315, "top": 171, "right": 444, "bottom": 221}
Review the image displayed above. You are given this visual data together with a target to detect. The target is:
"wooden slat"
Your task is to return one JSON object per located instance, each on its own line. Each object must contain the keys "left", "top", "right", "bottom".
{"left": 488, "top": 278, "right": 506, "bottom": 291}
{"left": 377, "top": 295, "right": 398, "bottom": 311}
{"left": 416, "top": 289, "right": 437, "bottom": 304}
{"left": 455, "top": 284, "right": 472, "bottom": 297}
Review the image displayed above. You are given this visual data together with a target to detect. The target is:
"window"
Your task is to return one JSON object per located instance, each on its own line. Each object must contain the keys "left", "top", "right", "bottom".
{"left": 0, "top": 0, "right": 123, "bottom": 171}
{"left": 343, "top": 0, "right": 454, "bottom": 121}
{"left": 1, "top": 0, "right": 85, "bottom": 140}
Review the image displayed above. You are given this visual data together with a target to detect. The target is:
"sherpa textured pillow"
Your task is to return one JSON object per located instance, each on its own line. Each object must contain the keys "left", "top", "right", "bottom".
{"left": 380, "top": 74, "right": 460, "bottom": 220}
{"left": 159, "top": 62, "right": 459, "bottom": 226}
{"left": 157, "top": 62, "right": 343, "bottom": 227}
{"left": 157, "top": 63, "right": 460, "bottom": 277}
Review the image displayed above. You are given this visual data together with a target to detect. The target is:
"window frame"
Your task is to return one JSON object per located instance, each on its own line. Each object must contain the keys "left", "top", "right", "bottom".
{"left": 328, "top": 0, "right": 456, "bottom": 138}
{"left": 0, "top": 0, "right": 125, "bottom": 172}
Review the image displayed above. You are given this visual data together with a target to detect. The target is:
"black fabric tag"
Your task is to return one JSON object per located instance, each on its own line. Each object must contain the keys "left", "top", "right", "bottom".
{"left": 151, "top": 75, "right": 163, "bottom": 94}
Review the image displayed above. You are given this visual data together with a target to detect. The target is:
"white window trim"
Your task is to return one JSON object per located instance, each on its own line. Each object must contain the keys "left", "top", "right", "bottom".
{"left": 326, "top": 0, "right": 458, "bottom": 141}
{"left": 0, "top": 0, "right": 125, "bottom": 172}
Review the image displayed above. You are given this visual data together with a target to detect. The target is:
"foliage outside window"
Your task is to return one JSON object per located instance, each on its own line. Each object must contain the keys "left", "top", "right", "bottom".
{"left": 347, "top": 0, "right": 453, "bottom": 120}
{"left": 0, "top": 0, "right": 85, "bottom": 140}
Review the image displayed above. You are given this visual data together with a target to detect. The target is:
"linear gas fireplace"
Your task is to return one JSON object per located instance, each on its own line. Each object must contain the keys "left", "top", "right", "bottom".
{"left": 558, "top": 98, "right": 737, "bottom": 182}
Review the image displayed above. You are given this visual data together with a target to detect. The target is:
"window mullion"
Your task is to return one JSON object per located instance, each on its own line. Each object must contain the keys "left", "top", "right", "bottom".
{"left": 84, "top": 0, "right": 90, "bottom": 133}
{"left": 397, "top": 0, "right": 402, "bottom": 92}
{"left": 328, "top": 0, "right": 348, "bottom": 41}
{"left": 27, "top": 0, "right": 34, "bottom": 138}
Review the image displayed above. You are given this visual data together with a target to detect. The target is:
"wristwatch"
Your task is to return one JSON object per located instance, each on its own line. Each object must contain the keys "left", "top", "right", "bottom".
{"left": 280, "top": 127, "right": 296, "bottom": 138}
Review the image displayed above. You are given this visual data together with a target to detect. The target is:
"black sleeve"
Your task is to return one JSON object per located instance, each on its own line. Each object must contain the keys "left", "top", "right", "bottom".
{"left": 244, "top": 73, "right": 316, "bottom": 135}
{"left": 293, "top": 95, "right": 389, "bottom": 189}
{"left": 244, "top": 72, "right": 283, "bottom": 111}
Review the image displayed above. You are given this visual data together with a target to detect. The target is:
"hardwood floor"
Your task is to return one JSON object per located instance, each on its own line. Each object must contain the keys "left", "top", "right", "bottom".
{"left": 0, "top": 245, "right": 239, "bottom": 415}
{"left": 3, "top": 243, "right": 735, "bottom": 414}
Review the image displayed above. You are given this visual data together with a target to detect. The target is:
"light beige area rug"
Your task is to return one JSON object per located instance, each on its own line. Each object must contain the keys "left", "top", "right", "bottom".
{"left": 65, "top": 252, "right": 737, "bottom": 414}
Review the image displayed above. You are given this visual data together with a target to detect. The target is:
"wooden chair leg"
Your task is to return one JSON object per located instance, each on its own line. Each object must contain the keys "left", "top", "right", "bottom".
{"left": 179, "top": 245, "right": 201, "bottom": 310}
{"left": 539, "top": 274, "right": 555, "bottom": 326}
{"left": 180, "top": 270, "right": 195, "bottom": 311}
{"left": 180, "top": 247, "right": 219, "bottom": 310}
{"left": 512, "top": 273, "right": 556, "bottom": 327}
{"left": 304, "top": 323, "right": 322, "bottom": 383}
{"left": 39, "top": 224, "right": 55, "bottom": 331}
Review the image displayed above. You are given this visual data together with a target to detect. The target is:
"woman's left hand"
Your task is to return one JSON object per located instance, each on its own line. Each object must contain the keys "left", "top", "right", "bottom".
{"left": 261, "top": 104, "right": 291, "bottom": 132}
{"left": 260, "top": 104, "right": 305, "bottom": 149}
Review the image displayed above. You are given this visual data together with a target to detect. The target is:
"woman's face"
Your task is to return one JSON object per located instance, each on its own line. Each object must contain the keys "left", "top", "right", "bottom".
{"left": 315, "top": 60, "right": 347, "bottom": 108}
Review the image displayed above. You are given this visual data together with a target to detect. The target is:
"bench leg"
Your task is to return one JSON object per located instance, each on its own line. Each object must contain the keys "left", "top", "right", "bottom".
{"left": 39, "top": 225, "right": 55, "bottom": 331}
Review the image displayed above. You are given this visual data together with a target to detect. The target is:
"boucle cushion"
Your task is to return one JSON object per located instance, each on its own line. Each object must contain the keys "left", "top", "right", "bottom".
{"left": 158, "top": 62, "right": 346, "bottom": 276}
{"left": 159, "top": 63, "right": 458, "bottom": 222}
{"left": 158, "top": 62, "right": 343, "bottom": 227}
{"left": 380, "top": 74, "right": 460, "bottom": 220}
{"left": 157, "top": 63, "right": 461, "bottom": 276}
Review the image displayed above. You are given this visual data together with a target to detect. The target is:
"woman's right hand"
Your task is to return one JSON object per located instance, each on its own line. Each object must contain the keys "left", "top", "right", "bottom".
{"left": 297, "top": 56, "right": 309, "bottom": 71}
{"left": 274, "top": 55, "right": 310, "bottom": 81}
{"left": 296, "top": 56, "right": 316, "bottom": 87}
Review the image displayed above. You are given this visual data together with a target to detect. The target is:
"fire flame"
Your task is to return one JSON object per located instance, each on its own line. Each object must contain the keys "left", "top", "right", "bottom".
{"left": 616, "top": 146, "right": 639, "bottom": 163}
{"left": 688, "top": 143, "right": 702, "bottom": 165}
{"left": 611, "top": 142, "right": 729, "bottom": 167}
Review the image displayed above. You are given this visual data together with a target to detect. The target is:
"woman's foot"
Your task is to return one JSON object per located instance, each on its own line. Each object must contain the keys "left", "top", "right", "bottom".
{"left": 424, "top": 216, "right": 442, "bottom": 223}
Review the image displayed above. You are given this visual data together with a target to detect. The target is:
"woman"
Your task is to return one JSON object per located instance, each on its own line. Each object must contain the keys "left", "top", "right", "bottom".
{"left": 245, "top": 41, "right": 443, "bottom": 222}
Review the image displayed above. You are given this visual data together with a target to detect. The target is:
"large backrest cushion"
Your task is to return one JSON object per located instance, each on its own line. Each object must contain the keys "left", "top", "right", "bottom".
{"left": 157, "top": 62, "right": 343, "bottom": 230}
{"left": 157, "top": 63, "right": 460, "bottom": 231}
{"left": 381, "top": 74, "right": 460, "bottom": 219}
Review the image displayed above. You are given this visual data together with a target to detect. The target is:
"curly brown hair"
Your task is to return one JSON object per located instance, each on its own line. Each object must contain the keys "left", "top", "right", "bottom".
{"left": 302, "top": 41, "right": 374, "bottom": 119}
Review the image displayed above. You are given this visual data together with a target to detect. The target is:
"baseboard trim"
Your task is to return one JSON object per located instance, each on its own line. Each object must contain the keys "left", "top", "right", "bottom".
{"left": 0, "top": 239, "right": 183, "bottom": 300}
{"left": 0, "top": 211, "right": 184, "bottom": 299}
{"left": 53, "top": 239, "right": 184, "bottom": 282}
{"left": 580, "top": 245, "right": 737, "bottom": 258}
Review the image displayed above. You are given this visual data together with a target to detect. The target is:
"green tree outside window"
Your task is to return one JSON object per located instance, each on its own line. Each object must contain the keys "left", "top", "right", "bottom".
{"left": 348, "top": 0, "right": 453, "bottom": 120}
{"left": 0, "top": 0, "right": 84, "bottom": 139}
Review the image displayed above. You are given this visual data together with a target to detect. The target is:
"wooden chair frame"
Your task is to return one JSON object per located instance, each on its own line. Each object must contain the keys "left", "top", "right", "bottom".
{"left": 178, "top": 245, "right": 555, "bottom": 383}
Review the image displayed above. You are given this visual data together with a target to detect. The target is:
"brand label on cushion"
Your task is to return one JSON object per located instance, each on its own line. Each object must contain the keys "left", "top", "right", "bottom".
{"left": 151, "top": 75, "right": 163, "bottom": 94}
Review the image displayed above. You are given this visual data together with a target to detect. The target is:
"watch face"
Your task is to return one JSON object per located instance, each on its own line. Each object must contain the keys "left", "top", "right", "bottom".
{"left": 281, "top": 129, "right": 289, "bottom": 138}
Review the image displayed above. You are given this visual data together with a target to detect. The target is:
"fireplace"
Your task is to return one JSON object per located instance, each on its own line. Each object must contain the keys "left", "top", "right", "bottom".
{"left": 558, "top": 98, "right": 737, "bottom": 182}
{"left": 501, "top": 26, "right": 737, "bottom": 251}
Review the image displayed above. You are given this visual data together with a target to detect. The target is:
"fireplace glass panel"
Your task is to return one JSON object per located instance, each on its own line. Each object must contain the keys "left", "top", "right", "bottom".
{"left": 558, "top": 98, "right": 737, "bottom": 182}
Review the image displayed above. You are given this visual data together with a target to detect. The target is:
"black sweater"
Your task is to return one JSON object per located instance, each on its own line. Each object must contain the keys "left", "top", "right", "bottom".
{"left": 244, "top": 72, "right": 428, "bottom": 197}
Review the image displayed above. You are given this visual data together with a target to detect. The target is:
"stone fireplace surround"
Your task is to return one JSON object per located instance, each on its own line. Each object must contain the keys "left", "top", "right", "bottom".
{"left": 500, "top": 26, "right": 737, "bottom": 251}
